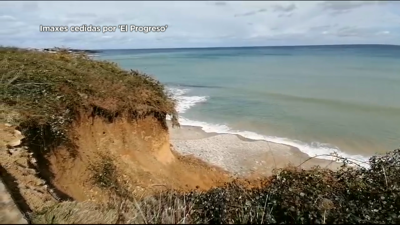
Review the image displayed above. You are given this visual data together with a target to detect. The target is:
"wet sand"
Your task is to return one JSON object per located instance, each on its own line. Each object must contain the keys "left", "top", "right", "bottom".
{"left": 168, "top": 122, "right": 343, "bottom": 177}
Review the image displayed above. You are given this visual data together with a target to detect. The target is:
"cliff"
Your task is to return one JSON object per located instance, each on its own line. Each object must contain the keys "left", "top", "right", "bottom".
{"left": 1, "top": 47, "right": 399, "bottom": 224}
{"left": 0, "top": 47, "right": 230, "bottom": 220}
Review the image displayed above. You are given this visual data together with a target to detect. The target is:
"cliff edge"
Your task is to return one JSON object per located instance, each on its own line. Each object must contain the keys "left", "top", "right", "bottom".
{"left": 1, "top": 48, "right": 399, "bottom": 224}
{"left": 0, "top": 47, "right": 230, "bottom": 221}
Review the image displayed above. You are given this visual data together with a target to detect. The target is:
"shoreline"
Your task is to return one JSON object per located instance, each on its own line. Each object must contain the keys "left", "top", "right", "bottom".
{"left": 166, "top": 115, "right": 372, "bottom": 166}
{"left": 168, "top": 122, "right": 345, "bottom": 177}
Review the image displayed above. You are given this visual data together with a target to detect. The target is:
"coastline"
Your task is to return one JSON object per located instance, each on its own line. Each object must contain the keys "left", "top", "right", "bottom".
{"left": 168, "top": 122, "right": 344, "bottom": 177}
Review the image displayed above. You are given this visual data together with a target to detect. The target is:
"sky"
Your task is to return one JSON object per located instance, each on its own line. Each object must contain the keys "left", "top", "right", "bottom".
{"left": 0, "top": 1, "right": 400, "bottom": 49}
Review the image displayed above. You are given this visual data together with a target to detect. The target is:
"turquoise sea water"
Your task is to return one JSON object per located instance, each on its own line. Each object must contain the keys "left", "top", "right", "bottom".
{"left": 96, "top": 45, "right": 400, "bottom": 162}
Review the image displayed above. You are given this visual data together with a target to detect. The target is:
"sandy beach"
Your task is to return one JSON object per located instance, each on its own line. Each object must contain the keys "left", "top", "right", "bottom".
{"left": 168, "top": 122, "right": 342, "bottom": 177}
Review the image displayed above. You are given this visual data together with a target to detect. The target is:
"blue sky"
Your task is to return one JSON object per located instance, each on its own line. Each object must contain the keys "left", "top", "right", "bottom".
{"left": 0, "top": 1, "right": 399, "bottom": 49}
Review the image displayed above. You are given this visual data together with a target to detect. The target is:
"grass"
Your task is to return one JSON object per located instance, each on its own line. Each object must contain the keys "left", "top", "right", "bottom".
{"left": 30, "top": 149, "right": 400, "bottom": 224}
{"left": 0, "top": 103, "right": 22, "bottom": 125}
{"left": 0, "top": 47, "right": 179, "bottom": 149}
{"left": 2, "top": 47, "right": 399, "bottom": 224}
{"left": 88, "top": 154, "right": 132, "bottom": 199}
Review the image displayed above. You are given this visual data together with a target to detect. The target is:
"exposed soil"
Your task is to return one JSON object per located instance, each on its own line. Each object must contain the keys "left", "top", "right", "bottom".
{"left": 0, "top": 48, "right": 233, "bottom": 221}
{"left": 0, "top": 123, "right": 56, "bottom": 223}
{"left": 0, "top": 115, "right": 232, "bottom": 218}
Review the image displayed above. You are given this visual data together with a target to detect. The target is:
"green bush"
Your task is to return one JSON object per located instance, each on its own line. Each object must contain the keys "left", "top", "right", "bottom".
{"left": 32, "top": 149, "right": 400, "bottom": 224}
{"left": 180, "top": 149, "right": 400, "bottom": 224}
{"left": 0, "top": 47, "right": 178, "bottom": 136}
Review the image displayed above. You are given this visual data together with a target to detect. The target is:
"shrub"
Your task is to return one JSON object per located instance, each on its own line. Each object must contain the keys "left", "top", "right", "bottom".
{"left": 0, "top": 47, "right": 178, "bottom": 152}
{"left": 32, "top": 149, "right": 400, "bottom": 224}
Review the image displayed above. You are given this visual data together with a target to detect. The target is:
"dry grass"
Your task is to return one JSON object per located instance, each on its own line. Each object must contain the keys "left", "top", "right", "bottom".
{"left": 0, "top": 47, "right": 179, "bottom": 146}
{"left": 31, "top": 149, "right": 400, "bottom": 224}
{"left": 88, "top": 153, "right": 132, "bottom": 200}
{"left": 0, "top": 103, "right": 22, "bottom": 125}
{"left": 0, "top": 47, "right": 231, "bottom": 224}
{"left": 30, "top": 201, "right": 119, "bottom": 224}
{"left": 3, "top": 47, "right": 399, "bottom": 224}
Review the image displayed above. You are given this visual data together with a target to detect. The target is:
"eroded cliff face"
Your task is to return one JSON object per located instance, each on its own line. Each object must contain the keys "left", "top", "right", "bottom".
{"left": 0, "top": 48, "right": 231, "bottom": 220}
{"left": 1, "top": 114, "right": 230, "bottom": 210}
{"left": 45, "top": 115, "right": 177, "bottom": 201}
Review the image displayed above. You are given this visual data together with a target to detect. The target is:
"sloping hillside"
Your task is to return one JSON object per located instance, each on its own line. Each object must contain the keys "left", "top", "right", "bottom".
{"left": 1, "top": 48, "right": 399, "bottom": 224}
{"left": 0, "top": 47, "right": 231, "bottom": 218}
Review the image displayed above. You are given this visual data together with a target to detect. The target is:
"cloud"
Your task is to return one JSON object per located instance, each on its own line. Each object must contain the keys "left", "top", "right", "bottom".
{"left": 325, "top": 26, "right": 392, "bottom": 38}
{"left": 234, "top": 7, "right": 268, "bottom": 17}
{"left": 0, "top": 1, "right": 399, "bottom": 49}
{"left": 21, "top": 2, "right": 39, "bottom": 11}
{"left": 376, "top": 30, "right": 390, "bottom": 36}
{"left": 278, "top": 12, "right": 294, "bottom": 18}
{"left": 234, "top": 11, "right": 258, "bottom": 17}
{"left": 320, "top": 1, "right": 366, "bottom": 12}
{"left": 271, "top": 3, "right": 297, "bottom": 12}
{"left": 0, "top": 29, "right": 20, "bottom": 35}
{"left": 0, "top": 15, "right": 16, "bottom": 22}
{"left": 335, "top": 26, "right": 378, "bottom": 37}
{"left": 214, "top": 1, "right": 227, "bottom": 6}
{"left": 308, "top": 24, "right": 338, "bottom": 32}
{"left": 67, "top": 13, "right": 97, "bottom": 18}
{"left": 319, "top": 1, "right": 389, "bottom": 15}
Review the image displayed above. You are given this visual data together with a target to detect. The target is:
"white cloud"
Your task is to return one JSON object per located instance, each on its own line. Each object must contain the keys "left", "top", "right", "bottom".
{"left": 0, "top": 15, "right": 17, "bottom": 22}
{"left": 0, "top": 1, "right": 399, "bottom": 49}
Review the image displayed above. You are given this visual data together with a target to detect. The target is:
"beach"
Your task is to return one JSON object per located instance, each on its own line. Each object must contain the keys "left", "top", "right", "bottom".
{"left": 168, "top": 122, "right": 342, "bottom": 177}
{"left": 97, "top": 46, "right": 400, "bottom": 164}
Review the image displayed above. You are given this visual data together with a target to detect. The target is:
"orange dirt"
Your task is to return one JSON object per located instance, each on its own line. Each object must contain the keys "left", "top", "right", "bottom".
{"left": 0, "top": 124, "right": 57, "bottom": 213}
{"left": 45, "top": 115, "right": 232, "bottom": 203}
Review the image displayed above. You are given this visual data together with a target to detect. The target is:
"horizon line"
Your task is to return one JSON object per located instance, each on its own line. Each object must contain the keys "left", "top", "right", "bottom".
{"left": 93, "top": 43, "right": 400, "bottom": 51}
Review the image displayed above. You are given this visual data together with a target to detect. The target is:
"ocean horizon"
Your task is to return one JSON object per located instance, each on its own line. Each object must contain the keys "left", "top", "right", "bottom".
{"left": 94, "top": 44, "right": 400, "bottom": 51}
{"left": 96, "top": 44, "right": 400, "bottom": 163}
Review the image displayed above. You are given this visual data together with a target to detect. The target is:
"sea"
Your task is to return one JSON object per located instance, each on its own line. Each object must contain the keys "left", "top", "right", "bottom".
{"left": 95, "top": 45, "right": 400, "bottom": 164}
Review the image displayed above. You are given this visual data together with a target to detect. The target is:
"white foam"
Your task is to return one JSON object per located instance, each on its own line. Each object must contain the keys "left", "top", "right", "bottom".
{"left": 167, "top": 87, "right": 190, "bottom": 97}
{"left": 167, "top": 87, "right": 208, "bottom": 113}
{"left": 166, "top": 87, "right": 371, "bottom": 168}
{"left": 178, "top": 117, "right": 371, "bottom": 168}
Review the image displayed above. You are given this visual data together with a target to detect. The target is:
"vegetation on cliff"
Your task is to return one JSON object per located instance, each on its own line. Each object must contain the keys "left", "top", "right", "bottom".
{"left": 0, "top": 47, "right": 178, "bottom": 139}
{"left": 1, "top": 47, "right": 399, "bottom": 224}
{"left": 32, "top": 149, "right": 400, "bottom": 224}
